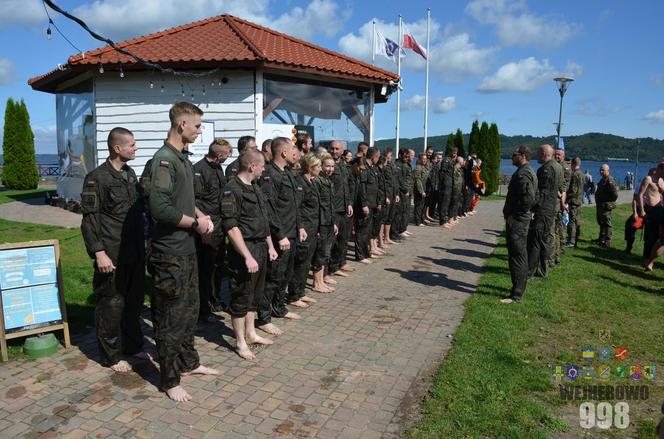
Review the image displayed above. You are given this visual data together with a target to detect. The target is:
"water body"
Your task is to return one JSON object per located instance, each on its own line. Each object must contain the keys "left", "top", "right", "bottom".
{"left": 0, "top": 154, "right": 59, "bottom": 165}
{"left": 500, "top": 158, "right": 659, "bottom": 187}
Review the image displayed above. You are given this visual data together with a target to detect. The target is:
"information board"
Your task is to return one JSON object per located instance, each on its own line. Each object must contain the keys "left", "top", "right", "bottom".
{"left": 187, "top": 120, "right": 216, "bottom": 164}
{"left": 0, "top": 240, "right": 70, "bottom": 361}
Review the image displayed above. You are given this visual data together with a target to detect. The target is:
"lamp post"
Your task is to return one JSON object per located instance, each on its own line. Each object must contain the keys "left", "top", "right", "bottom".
{"left": 554, "top": 76, "right": 574, "bottom": 149}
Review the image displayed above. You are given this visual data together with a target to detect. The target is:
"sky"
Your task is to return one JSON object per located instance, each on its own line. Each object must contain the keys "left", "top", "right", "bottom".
{"left": 0, "top": 0, "right": 663, "bottom": 154}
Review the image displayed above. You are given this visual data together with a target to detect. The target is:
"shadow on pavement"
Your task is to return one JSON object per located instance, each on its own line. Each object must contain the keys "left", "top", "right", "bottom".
{"left": 385, "top": 267, "right": 476, "bottom": 294}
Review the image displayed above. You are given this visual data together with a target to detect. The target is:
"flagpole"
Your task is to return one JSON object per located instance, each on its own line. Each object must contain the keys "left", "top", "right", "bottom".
{"left": 423, "top": 8, "right": 430, "bottom": 154}
{"left": 396, "top": 15, "right": 402, "bottom": 152}
{"left": 371, "top": 19, "right": 376, "bottom": 66}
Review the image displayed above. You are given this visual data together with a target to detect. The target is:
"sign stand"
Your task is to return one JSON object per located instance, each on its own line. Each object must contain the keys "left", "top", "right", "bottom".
{"left": 0, "top": 240, "right": 70, "bottom": 361}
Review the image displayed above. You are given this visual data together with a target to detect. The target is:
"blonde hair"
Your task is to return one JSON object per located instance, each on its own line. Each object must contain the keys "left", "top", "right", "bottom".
{"left": 209, "top": 138, "right": 232, "bottom": 156}
{"left": 300, "top": 153, "right": 321, "bottom": 174}
{"left": 169, "top": 102, "right": 203, "bottom": 127}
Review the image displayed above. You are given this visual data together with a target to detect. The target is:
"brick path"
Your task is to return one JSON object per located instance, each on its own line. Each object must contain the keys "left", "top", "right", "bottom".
{"left": 0, "top": 200, "right": 505, "bottom": 438}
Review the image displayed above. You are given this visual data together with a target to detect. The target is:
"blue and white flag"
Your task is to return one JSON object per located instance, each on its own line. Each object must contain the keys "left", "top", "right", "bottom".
{"left": 558, "top": 137, "right": 565, "bottom": 150}
{"left": 375, "top": 30, "right": 399, "bottom": 62}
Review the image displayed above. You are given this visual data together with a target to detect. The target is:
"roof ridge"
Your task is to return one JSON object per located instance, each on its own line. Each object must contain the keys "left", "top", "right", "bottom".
{"left": 223, "top": 15, "right": 265, "bottom": 60}
{"left": 229, "top": 15, "right": 398, "bottom": 81}
{"left": 69, "top": 14, "right": 229, "bottom": 63}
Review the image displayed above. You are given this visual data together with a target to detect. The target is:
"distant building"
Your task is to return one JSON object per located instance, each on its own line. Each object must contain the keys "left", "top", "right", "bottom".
{"left": 29, "top": 14, "right": 399, "bottom": 199}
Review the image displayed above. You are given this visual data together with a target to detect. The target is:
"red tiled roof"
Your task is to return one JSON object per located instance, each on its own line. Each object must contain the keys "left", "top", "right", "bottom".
{"left": 29, "top": 14, "right": 398, "bottom": 91}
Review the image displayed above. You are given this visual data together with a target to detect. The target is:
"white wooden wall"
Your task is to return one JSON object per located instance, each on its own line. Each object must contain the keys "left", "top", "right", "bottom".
{"left": 94, "top": 70, "right": 256, "bottom": 176}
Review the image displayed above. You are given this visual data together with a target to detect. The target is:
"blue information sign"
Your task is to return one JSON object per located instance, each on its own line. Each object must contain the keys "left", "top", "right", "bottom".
{"left": 0, "top": 245, "right": 62, "bottom": 332}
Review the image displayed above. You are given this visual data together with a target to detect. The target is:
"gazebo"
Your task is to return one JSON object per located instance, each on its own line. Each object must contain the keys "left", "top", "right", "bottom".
{"left": 29, "top": 14, "right": 399, "bottom": 199}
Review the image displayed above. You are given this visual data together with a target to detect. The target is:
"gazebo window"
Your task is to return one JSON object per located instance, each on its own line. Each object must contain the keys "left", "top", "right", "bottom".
{"left": 263, "top": 74, "right": 370, "bottom": 148}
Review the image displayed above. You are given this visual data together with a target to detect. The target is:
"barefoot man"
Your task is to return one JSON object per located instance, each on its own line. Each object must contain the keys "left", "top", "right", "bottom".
{"left": 148, "top": 102, "right": 219, "bottom": 402}
{"left": 638, "top": 163, "right": 664, "bottom": 261}
{"left": 221, "top": 149, "right": 279, "bottom": 359}
{"left": 81, "top": 127, "right": 148, "bottom": 373}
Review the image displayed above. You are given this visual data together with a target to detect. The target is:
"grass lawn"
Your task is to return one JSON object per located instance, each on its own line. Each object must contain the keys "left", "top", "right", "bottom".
{"left": 410, "top": 203, "right": 664, "bottom": 438}
{"left": 0, "top": 218, "right": 96, "bottom": 358}
{"left": 0, "top": 188, "right": 49, "bottom": 204}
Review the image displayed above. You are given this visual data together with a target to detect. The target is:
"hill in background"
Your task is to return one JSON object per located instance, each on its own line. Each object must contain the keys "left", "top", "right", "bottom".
{"left": 375, "top": 132, "right": 664, "bottom": 162}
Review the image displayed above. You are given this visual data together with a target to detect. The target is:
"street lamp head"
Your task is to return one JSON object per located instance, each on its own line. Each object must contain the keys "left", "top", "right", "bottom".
{"left": 554, "top": 76, "right": 574, "bottom": 97}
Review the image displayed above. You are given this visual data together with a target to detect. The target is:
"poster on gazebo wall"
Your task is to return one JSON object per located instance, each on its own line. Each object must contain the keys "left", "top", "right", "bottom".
{"left": 187, "top": 120, "right": 215, "bottom": 164}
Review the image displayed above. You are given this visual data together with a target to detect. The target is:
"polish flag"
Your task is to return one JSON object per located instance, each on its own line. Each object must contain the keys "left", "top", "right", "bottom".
{"left": 402, "top": 28, "right": 427, "bottom": 60}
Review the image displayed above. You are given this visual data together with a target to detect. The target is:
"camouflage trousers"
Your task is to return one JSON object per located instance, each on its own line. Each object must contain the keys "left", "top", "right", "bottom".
{"left": 93, "top": 262, "right": 145, "bottom": 367}
{"left": 596, "top": 205, "right": 613, "bottom": 245}
{"left": 149, "top": 251, "right": 200, "bottom": 390}
{"left": 528, "top": 213, "right": 555, "bottom": 278}
{"left": 567, "top": 205, "right": 581, "bottom": 245}
{"left": 548, "top": 210, "right": 563, "bottom": 266}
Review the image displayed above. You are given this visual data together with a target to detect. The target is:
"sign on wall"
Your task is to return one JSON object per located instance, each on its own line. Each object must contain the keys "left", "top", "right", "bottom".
{"left": 187, "top": 120, "right": 216, "bottom": 164}
{"left": 0, "top": 240, "right": 70, "bottom": 361}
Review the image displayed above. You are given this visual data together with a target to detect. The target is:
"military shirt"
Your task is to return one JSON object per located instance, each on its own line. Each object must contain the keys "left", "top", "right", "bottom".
{"left": 377, "top": 166, "right": 387, "bottom": 205}
{"left": 533, "top": 159, "right": 559, "bottom": 215}
{"left": 452, "top": 166, "right": 464, "bottom": 193}
{"left": 595, "top": 175, "right": 619, "bottom": 204}
{"left": 397, "top": 161, "right": 413, "bottom": 196}
{"left": 567, "top": 170, "right": 584, "bottom": 207}
{"left": 295, "top": 174, "right": 320, "bottom": 234}
{"left": 220, "top": 176, "right": 271, "bottom": 240}
{"left": 81, "top": 160, "right": 144, "bottom": 264}
{"left": 314, "top": 175, "right": 335, "bottom": 226}
{"left": 438, "top": 157, "right": 455, "bottom": 192}
{"left": 503, "top": 164, "right": 538, "bottom": 221}
{"left": 224, "top": 158, "right": 240, "bottom": 178}
{"left": 551, "top": 160, "right": 565, "bottom": 212}
{"left": 427, "top": 162, "right": 440, "bottom": 193}
{"left": 148, "top": 142, "right": 197, "bottom": 255}
{"left": 560, "top": 160, "right": 572, "bottom": 193}
{"left": 193, "top": 157, "right": 226, "bottom": 224}
{"left": 413, "top": 164, "right": 427, "bottom": 195}
{"left": 258, "top": 161, "right": 299, "bottom": 240}
{"left": 359, "top": 165, "right": 380, "bottom": 209}
{"left": 330, "top": 160, "right": 351, "bottom": 214}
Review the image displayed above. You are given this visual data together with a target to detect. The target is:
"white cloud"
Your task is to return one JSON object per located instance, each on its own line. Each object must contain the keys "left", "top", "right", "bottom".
{"left": 564, "top": 60, "right": 583, "bottom": 78}
{"left": 338, "top": 18, "right": 497, "bottom": 83}
{"left": 478, "top": 57, "right": 555, "bottom": 92}
{"left": 645, "top": 110, "right": 664, "bottom": 123}
{"left": 400, "top": 95, "right": 456, "bottom": 113}
{"left": 73, "top": 0, "right": 348, "bottom": 41}
{"left": 0, "top": 0, "right": 45, "bottom": 31}
{"left": 575, "top": 97, "right": 625, "bottom": 117}
{"left": 33, "top": 125, "right": 58, "bottom": 153}
{"left": 0, "top": 59, "right": 15, "bottom": 85}
{"left": 466, "top": 0, "right": 580, "bottom": 49}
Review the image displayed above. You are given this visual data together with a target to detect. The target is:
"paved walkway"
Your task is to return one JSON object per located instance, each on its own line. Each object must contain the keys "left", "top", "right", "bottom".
{"left": 0, "top": 201, "right": 506, "bottom": 439}
{"left": 0, "top": 197, "right": 81, "bottom": 228}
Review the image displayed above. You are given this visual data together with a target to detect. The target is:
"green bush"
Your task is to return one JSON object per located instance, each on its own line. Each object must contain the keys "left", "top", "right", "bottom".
{"left": 2, "top": 98, "right": 39, "bottom": 189}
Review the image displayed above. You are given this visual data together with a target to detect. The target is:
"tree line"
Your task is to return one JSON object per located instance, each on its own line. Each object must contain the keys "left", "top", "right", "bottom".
{"left": 1, "top": 98, "right": 39, "bottom": 189}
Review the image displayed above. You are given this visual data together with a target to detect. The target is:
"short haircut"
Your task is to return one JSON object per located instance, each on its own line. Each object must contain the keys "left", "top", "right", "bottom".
{"left": 295, "top": 133, "right": 312, "bottom": 150}
{"left": 377, "top": 155, "right": 387, "bottom": 166}
{"left": 208, "top": 138, "right": 232, "bottom": 156}
{"left": 571, "top": 156, "right": 581, "bottom": 167}
{"left": 107, "top": 127, "right": 133, "bottom": 151}
{"left": 343, "top": 149, "right": 353, "bottom": 157}
{"left": 238, "top": 149, "right": 264, "bottom": 171}
{"left": 271, "top": 136, "right": 292, "bottom": 158}
{"left": 366, "top": 147, "right": 380, "bottom": 159}
{"left": 358, "top": 141, "right": 369, "bottom": 150}
{"left": 384, "top": 147, "right": 393, "bottom": 155}
{"left": 300, "top": 153, "right": 321, "bottom": 174}
{"left": 418, "top": 153, "right": 427, "bottom": 160}
{"left": 169, "top": 102, "right": 203, "bottom": 127}
{"left": 237, "top": 135, "right": 256, "bottom": 153}
{"left": 657, "top": 161, "right": 664, "bottom": 170}
{"left": 261, "top": 138, "right": 273, "bottom": 152}
{"left": 448, "top": 147, "right": 458, "bottom": 156}
{"left": 515, "top": 146, "right": 531, "bottom": 160}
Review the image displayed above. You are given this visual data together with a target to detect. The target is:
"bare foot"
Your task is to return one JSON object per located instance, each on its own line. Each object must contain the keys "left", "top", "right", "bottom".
{"left": 185, "top": 365, "right": 219, "bottom": 376}
{"left": 313, "top": 285, "right": 333, "bottom": 293}
{"left": 385, "top": 239, "right": 398, "bottom": 245}
{"left": 284, "top": 311, "right": 301, "bottom": 320}
{"left": 236, "top": 345, "right": 256, "bottom": 360}
{"left": 247, "top": 334, "right": 274, "bottom": 345}
{"left": 110, "top": 360, "right": 132, "bottom": 372}
{"left": 359, "top": 258, "right": 372, "bottom": 264}
{"left": 645, "top": 264, "right": 654, "bottom": 272}
{"left": 301, "top": 295, "right": 317, "bottom": 304}
{"left": 290, "top": 299, "right": 309, "bottom": 308}
{"left": 399, "top": 232, "right": 409, "bottom": 238}
{"left": 166, "top": 385, "right": 192, "bottom": 402}
{"left": 340, "top": 265, "right": 356, "bottom": 272}
{"left": 258, "top": 323, "right": 283, "bottom": 336}
{"left": 332, "top": 270, "right": 349, "bottom": 277}
{"left": 370, "top": 253, "right": 383, "bottom": 259}
{"left": 441, "top": 223, "right": 452, "bottom": 229}
{"left": 324, "top": 276, "right": 338, "bottom": 285}
{"left": 374, "top": 248, "right": 386, "bottom": 255}
{"left": 404, "top": 231, "right": 413, "bottom": 236}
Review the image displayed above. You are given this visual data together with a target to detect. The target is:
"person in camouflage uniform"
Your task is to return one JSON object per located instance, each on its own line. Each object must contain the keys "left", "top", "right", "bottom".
{"left": 565, "top": 157, "right": 584, "bottom": 247}
{"left": 192, "top": 138, "right": 231, "bottom": 322}
{"left": 224, "top": 136, "right": 257, "bottom": 178}
{"left": 383, "top": 148, "right": 400, "bottom": 245}
{"left": 148, "top": 102, "right": 218, "bottom": 402}
{"left": 425, "top": 153, "right": 441, "bottom": 222}
{"left": 501, "top": 146, "right": 538, "bottom": 304}
{"left": 549, "top": 149, "right": 570, "bottom": 266}
{"left": 327, "top": 140, "right": 354, "bottom": 277}
{"left": 595, "top": 164, "right": 619, "bottom": 247}
{"left": 412, "top": 153, "right": 429, "bottom": 226}
{"left": 81, "top": 127, "right": 146, "bottom": 373}
{"left": 527, "top": 144, "right": 558, "bottom": 278}
{"left": 221, "top": 149, "right": 278, "bottom": 360}
{"left": 396, "top": 148, "right": 414, "bottom": 237}
{"left": 438, "top": 147, "right": 457, "bottom": 228}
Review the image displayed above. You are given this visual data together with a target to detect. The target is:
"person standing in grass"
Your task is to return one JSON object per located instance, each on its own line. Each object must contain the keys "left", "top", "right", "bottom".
{"left": 81, "top": 127, "right": 147, "bottom": 372}
{"left": 501, "top": 146, "right": 538, "bottom": 304}
{"left": 565, "top": 156, "right": 584, "bottom": 248}
{"left": 594, "top": 164, "right": 619, "bottom": 248}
